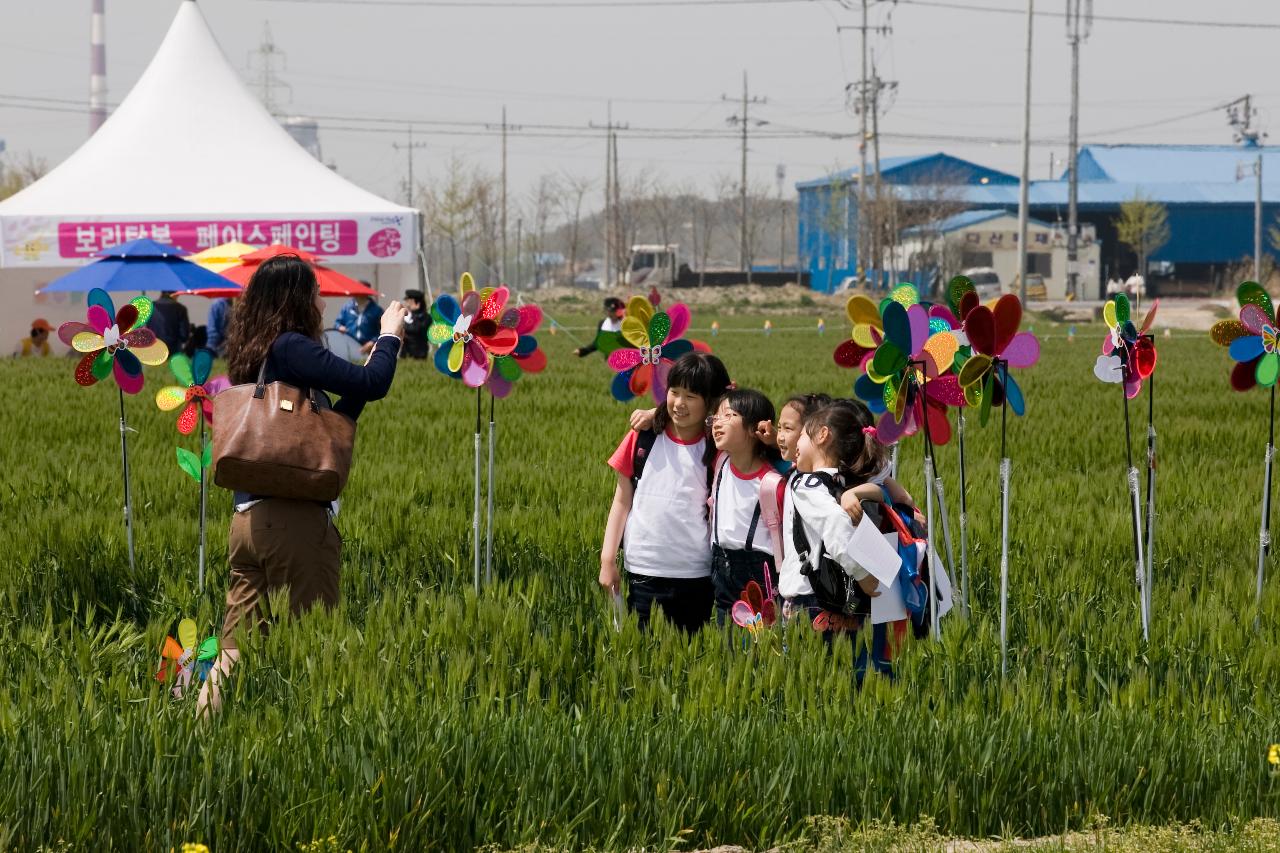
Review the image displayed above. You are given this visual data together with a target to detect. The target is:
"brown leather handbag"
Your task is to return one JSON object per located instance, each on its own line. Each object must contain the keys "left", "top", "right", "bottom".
{"left": 212, "top": 357, "right": 355, "bottom": 501}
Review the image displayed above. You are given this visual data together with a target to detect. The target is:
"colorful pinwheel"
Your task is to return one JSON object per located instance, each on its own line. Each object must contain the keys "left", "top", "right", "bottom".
{"left": 1211, "top": 281, "right": 1280, "bottom": 391}
{"left": 429, "top": 273, "right": 519, "bottom": 388}
{"left": 730, "top": 580, "right": 777, "bottom": 634}
{"left": 956, "top": 294, "right": 1041, "bottom": 426}
{"left": 487, "top": 304, "right": 549, "bottom": 398}
{"left": 854, "top": 299, "right": 965, "bottom": 445}
{"left": 57, "top": 288, "right": 169, "bottom": 394}
{"left": 156, "top": 618, "right": 218, "bottom": 697}
{"left": 606, "top": 295, "right": 706, "bottom": 403}
{"left": 833, "top": 293, "right": 883, "bottom": 369}
{"left": 155, "top": 351, "right": 228, "bottom": 434}
{"left": 1094, "top": 294, "right": 1158, "bottom": 397}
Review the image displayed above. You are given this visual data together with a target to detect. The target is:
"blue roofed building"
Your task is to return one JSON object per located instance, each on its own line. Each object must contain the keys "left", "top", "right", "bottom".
{"left": 796, "top": 143, "right": 1280, "bottom": 298}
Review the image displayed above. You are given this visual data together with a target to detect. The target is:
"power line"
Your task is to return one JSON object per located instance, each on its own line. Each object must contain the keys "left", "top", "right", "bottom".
{"left": 258, "top": 0, "right": 819, "bottom": 6}
{"left": 898, "top": 0, "right": 1280, "bottom": 30}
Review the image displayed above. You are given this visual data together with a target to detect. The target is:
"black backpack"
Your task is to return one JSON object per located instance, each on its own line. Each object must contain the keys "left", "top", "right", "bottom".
{"left": 790, "top": 470, "right": 872, "bottom": 618}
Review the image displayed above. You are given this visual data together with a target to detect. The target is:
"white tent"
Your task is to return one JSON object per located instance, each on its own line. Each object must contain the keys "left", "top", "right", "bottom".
{"left": 0, "top": 0, "right": 420, "bottom": 346}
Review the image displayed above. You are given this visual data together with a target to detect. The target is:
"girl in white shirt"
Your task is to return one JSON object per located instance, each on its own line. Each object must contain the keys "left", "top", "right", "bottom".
{"left": 599, "top": 352, "right": 732, "bottom": 633}
{"left": 707, "top": 388, "right": 786, "bottom": 626}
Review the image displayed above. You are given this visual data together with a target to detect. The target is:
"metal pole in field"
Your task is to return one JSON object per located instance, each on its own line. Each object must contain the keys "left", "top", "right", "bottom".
{"left": 859, "top": 0, "right": 869, "bottom": 281}
{"left": 1122, "top": 378, "right": 1148, "bottom": 641}
{"left": 118, "top": 388, "right": 136, "bottom": 574}
{"left": 1143, "top": 370, "right": 1156, "bottom": 632}
{"left": 1065, "top": 0, "right": 1092, "bottom": 299}
{"left": 473, "top": 388, "right": 482, "bottom": 594}
{"left": 198, "top": 417, "right": 207, "bottom": 592}
{"left": 918, "top": 364, "right": 939, "bottom": 640}
{"left": 486, "top": 395, "right": 496, "bottom": 587}
{"left": 957, "top": 410, "right": 970, "bottom": 617}
{"left": 998, "top": 361, "right": 1011, "bottom": 675}
{"left": 1017, "top": 0, "right": 1034, "bottom": 306}
{"left": 1258, "top": 385, "right": 1275, "bottom": 627}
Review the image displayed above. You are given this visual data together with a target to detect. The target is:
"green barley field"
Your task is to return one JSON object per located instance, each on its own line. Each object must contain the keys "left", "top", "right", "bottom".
{"left": 1, "top": 298, "right": 1278, "bottom": 851}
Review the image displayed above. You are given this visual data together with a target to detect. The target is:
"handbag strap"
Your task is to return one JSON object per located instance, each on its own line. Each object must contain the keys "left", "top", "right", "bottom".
{"left": 252, "top": 342, "right": 321, "bottom": 413}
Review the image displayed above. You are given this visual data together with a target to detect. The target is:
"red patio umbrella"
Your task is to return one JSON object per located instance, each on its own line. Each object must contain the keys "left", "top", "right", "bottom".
{"left": 176, "top": 244, "right": 379, "bottom": 298}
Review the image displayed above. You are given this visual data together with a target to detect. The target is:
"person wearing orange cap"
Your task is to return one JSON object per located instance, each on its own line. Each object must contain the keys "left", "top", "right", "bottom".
{"left": 12, "top": 318, "right": 53, "bottom": 357}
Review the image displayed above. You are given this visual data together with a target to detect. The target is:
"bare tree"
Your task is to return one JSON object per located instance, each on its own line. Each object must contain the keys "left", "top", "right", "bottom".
{"left": 557, "top": 172, "right": 594, "bottom": 283}
{"left": 0, "top": 152, "right": 48, "bottom": 202}
{"left": 523, "top": 174, "right": 561, "bottom": 287}
{"left": 423, "top": 155, "right": 476, "bottom": 288}
{"left": 614, "top": 168, "right": 653, "bottom": 281}
{"left": 471, "top": 168, "right": 502, "bottom": 285}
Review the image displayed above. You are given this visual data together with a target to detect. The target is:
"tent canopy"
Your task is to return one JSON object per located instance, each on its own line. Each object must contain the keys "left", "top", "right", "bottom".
{"left": 0, "top": 0, "right": 418, "bottom": 269}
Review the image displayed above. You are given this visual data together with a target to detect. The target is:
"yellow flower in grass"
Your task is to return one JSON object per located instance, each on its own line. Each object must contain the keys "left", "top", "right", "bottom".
{"left": 1268, "top": 743, "right": 1279, "bottom": 766}
{"left": 180, "top": 844, "right": 210, "bottom": 853}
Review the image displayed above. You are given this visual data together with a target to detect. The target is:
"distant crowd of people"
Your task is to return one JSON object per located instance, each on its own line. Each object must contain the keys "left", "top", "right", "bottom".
{"left": 12, "top": 282, "right": 433, "bottom": 363}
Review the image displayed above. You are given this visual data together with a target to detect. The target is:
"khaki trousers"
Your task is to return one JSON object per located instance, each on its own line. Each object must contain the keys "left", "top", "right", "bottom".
{"left": 221, "top": 498, "right": 342, "bottom": 647}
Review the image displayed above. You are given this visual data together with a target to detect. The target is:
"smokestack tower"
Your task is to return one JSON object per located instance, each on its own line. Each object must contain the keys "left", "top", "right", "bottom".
{"left": 89, "top": 0, "right": 107, "bottom": 134}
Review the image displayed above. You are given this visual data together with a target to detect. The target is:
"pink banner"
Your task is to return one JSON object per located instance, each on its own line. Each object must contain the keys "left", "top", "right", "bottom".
{"left": 55, "top": 218, "right": 360, "bottom": 260}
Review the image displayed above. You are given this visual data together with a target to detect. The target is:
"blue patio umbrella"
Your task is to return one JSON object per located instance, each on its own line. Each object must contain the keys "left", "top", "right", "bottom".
{"left": 41, "top": 238, "right": 233, "bottom": 293}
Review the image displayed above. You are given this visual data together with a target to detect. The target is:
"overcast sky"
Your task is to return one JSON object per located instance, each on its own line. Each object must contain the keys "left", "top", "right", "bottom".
{"left": 2, "top": 0, "right": 1277, "bottom": 209}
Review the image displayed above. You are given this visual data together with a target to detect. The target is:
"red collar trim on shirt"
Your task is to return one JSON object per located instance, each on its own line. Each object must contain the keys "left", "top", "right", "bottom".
{"left": 729, "top": 459, "right": 768, "bottom": 481}
{"left": 664, "top": 426, "right": 704, "bottom": 446}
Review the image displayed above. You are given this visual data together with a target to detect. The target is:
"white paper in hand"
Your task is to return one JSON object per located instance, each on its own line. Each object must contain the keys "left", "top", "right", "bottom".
{"left": 850, "top": 511, "right": 902, "bottom": 589}
{"left": 870, "top": 534, "right": 909, "bottom": 624}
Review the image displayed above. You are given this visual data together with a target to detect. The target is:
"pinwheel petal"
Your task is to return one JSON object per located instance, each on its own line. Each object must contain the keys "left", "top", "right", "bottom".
{"left": 462, "top": 339, "right": 491, "bottom": 387}
{"left": 925, "top": 398, "right": 951, "bottom": 445}
{"left": 851, "top": 325, "right": 879, "bottom": 348}
{"left": 871, "top": 341, "right": 908, "bottom": 379}
{"left": 992, "top": 294, "right": 1022, "bottom": 354}
{"left": 959, "top": 291, "right": 980, "bottom": 324}
{"left": 130, "top": 340, "right": 169, "bottom": 366}
{"left": 115, "top": 304, "right": 139, "bottom": 335}
{"left": 611, "top": 368, "right": 637, "bottom": 402}
{"left": 1112, "top": 294, "right": 1131, "bottom": 324}
{"left": 626, "top": 295, "right": 654, "bottom": 328}
{"left": 193, "top": 349, "right": 214, "bottom": 386}
{"left": 1124, "top": 372, "right": 1142, "bottom": 400}
{"left": 929, "top": 305, "right": 960, "bottom": 329}
{"left": 630, "top": 362, "right": 653, "bottom": 397}
{"left": 847, "top": 294, "right": 880, "bottom": 328}
{"left": 205, "top": 376, "right": 230, "bottom": 396}
{"left": 650, "top": 360, "right": 673, "bottom": 405}
{"left": 516, "top": 304, "right": 543, "bottom": 336}
{"left": 833, "top": 339, "right": 873, "bottom": 369}
{"left": 155, "top": 386, "right": 187, "bottom": 411}
{"left": 957, "top": 353, "right": 992, "bottom": 389}
{"left": 947, "top": 275, "right": 975, "bottom": 318}
{"left": 853, "top": 373, "right": 883, "bottom": 407}
{"left": 122, "top": 327, "right": 156, "bottom": 349}
{"left": 1258, "top": 352, "right": 1280, "bottom": 387}
{"left": 128, "top": 296, "right": 153, "bottom": 330}
{"left": 966, "top": 306, "right": 996, "bottom": 356}
{"left": 435, "top": 341, "right": 458, "bottom": 377}
{"left": 514, "top": 347, "right": 547, "bottom": 373}
{"left": 87, "top": 305, "right": 113, "bottom": 334}
{"left": 1094, "top": 354, "right": 1123, "bottom": 384}
{"left": 176, "top": 619, "right": 197, "bottom": 653}
{"left": 1230, "top": 335, "right": 1266, "bottom": 364}
{"left": 432, "top": 293, "right": 461, "bottom": 326}
{"left": 487, "top": 372, "right": 514, "bottom": 399}
{"left": 57, "top": 321, "right": 95, "bottom": 347}
{"left": 176, "top": 401, "right": 199, "bottom": 435}
{"left": 495, "top": 354, "right": 523, "bottom": 382}
{"left": 1241, "top": 304, "right": 1270, "bottom": 336}
{"left": 889, "top": 283, "right": 919, "bottom": 307}
{"left": 907, "top": 303, "right": 930, "bottom": 356}
{"left": 498, "top": 308, "right": 521, "bottom": 329}
{"left": 979, "top": 371, "right": 994, "bottom": 426}
{"left": 648, "top": 311, "right": 672, "bottom": 347}
{"left": 1238, "top": 280, "right": 1275, "bottom": 323}
{"left": 74, "top": 351, "right": 102, "bottom": 387}
{"left": 479, "top": 327, "right": 519, "bottom": 356}
{"left": 1135, "top": 337, "right": 1157, "bottom": 379}
{"left": 1140, "top": 299, "right": 1159, "bottom": 335}
{"left": 446, "top": 339, "right": 464, "bottom": 374}
{"left": 608, "top": 348, "right": 643, "bottom": 371}
{"left": 1211, "top": 319, "right": 1248, "bottom": 347}
{"left": 665, "top": 303, "right": 690, "bottom": 342}
{"left": 72, "top": 331, "right": 105, "bottom": 353}
{"left": 88, "top": 288, "right": 114, "bottom": 321}
{"left": 882, "top": 301, "right": 912, "bottom": 353}
{"left": 479, "top": 286, "right": 509, "bottom": 321}
{"left": 621, "top": 316, "right": 650, "bottom": 349}
{"left": 459, "top": 271, "right": 476, "bottom": 295}
{"left": 660, "top": 338, "right": 693, "bottom": 361}
{"left": 114, "top": 351, "right": 145, "bottom": 395}
{"left": 513, "top": 334, "right": 538, "bottom": 357}
{"left": 168, "top": 353, "right": 194, "bottom": 387}
{"left": 922, "top": 332, "right": 959, "bottom": 377}
{"left": 731, "top": 600, "right": 757, "bottom": 629}
{"left": 90, "top": 349, "right": 113, "bottom": 380}
{"left": 1003, "top": 332, "right": 1041, "bottom": 368}
{"left": 460, "top": 290, "right": 481, "bottom": 320}
{"left": 1232, "top": 358, "right": 1259, "bottom": 392}
{"left": 1102, "top": 299, "right": 1117, "bottom": 330}
{"left": 1005, "top": 373, "right": 1026, "bottom": 415}
{"left": 924, "top": 373, "right": 967, "bottom": 407}
{"left": 875, "top": 409, "right": 910, "bottom": 444}
{"left": 202, "top": 398, "right": 215, "bottom": 424}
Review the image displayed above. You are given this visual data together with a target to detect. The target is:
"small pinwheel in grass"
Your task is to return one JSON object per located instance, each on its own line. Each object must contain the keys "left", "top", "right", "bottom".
{"left": 57, "top": 287, "right": 169, "bottom": 394}
{"left": 155, "top": 351, "right": 230, "bottom": 435}
{"left": 607, "top": 295, "right": 708, "bottom": 403}
{"left": 155, "top": 618, "right": 218, "bottom": 697}
{"left": 1210, "top": 281, "right": 1280, "bottom": 391}
{"left": 955, "top": 294, "right": 1041, "bottom": 426}
{"left": 730, "top": 580, "right": 777, "bottom": 635}
{"left": 429, "top": 273, "right": 519, "bottom": 387}
{"left": 854, "top": 299, "right": 965, "bottom": 444}
{"left": 1093, "top": 294, "right": 1158, "bottom": 397}
{"left": 487, "top": 304, "right": 549, "bottom": 398}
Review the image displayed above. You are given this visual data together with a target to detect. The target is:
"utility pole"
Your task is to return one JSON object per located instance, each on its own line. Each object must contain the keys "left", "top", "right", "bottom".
{"left": 485, "top": 107, "right": 523, "bottom": 283}
{"left": 590, "top": 103, "right": 627, "bottom": 287}
{"left": 868, "top": 67, "right": 897, "bottom": 282}
{"left": 839, "top": 3, "right": 892, "bottom": 287}
{"left": 1017, "top": 0, "right": 1034, "bottom": 306}
{"left": 392, "top": 126, "right": 429, "bottom": 296}
{"left": 391, "top": 125, "right": 428, "bottom": 208}
{"left": 1228, "top": 97, "right": 1267, "bottom": 283}
{"left": 1065, "top": 0, "right": 1092, "bottom": 300}
{"left": 724, "top": 71, "right": 766, "bottom": 285}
